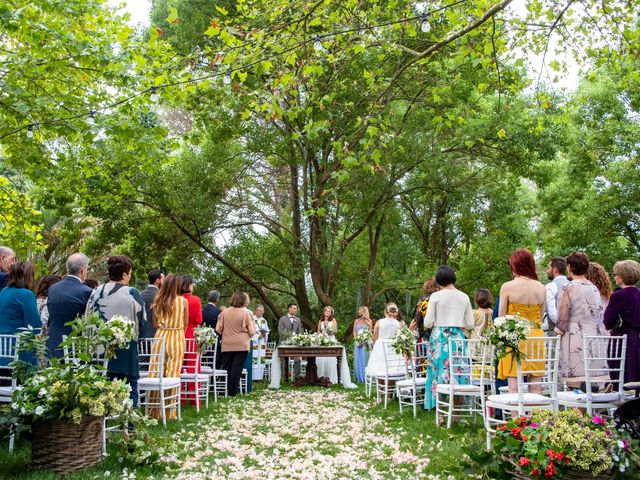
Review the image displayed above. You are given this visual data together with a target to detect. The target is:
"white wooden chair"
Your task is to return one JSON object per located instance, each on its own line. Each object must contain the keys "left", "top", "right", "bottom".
{"left": 240, "top": 368, "right": 248, "bottom": 394}
{"left": 138, "top": 338, "right": 181, "bottom": 427}
{"left": 558, "top": 335, "right": 628, "bottom": 415}
{"left": 264, "top": 342, "right": 276, "bottom": 382}
{"left": 200, "top": 341, "right": 227, "bottom": 400}
{"left": 376, "top": 342, "right": 408, "bottom": 409}
{"left": 396, "top": 342, "right": 429, "bottom": 417}
{"left": 180, "top": 339, "right": 210, "bottom": 411}
{"left": 0, "top": 334, "right": 19, "bottom": 452}
{"left": 436, "top": 338, "right": 493, "bottom": 428}
{"left": 484, "top": 336, "right": 560, "bottom": 448}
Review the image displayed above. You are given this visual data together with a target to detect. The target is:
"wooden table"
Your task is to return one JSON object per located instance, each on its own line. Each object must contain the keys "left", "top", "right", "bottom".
{"left": 278, "top": 346, "right": 343, "bottom": 387}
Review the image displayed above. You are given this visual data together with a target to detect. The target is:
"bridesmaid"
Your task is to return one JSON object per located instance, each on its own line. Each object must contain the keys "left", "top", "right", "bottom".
{"left": 149, "top": 274, "right": 188, "bottom": 419}
{"left": 181, "top": 275, "right": 203, "bottom": 403}
{"left": 352, "top": 306, "right": 373, "bottom": 384}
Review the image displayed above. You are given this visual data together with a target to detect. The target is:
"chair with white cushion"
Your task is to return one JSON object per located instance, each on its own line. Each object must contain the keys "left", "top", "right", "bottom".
{"left": 484, "top": 336, "right": 560, "bottom": 448}
{"left": 138, "top": 338, "right": 181, "bottom": 427}
{"left": 436, "top": 338, "right": 492, "bottom": 428}
{"left": 558, "top": 335, "right": 628, "bottom": 415}
{"left": 396, "top": 342, "right": 429, "bottom": 417}
{"left": 180, "top": 339, "right": 210, "bottom": 411}
{"left": 0, "top": 335, "right": 19, "bottom": 452}
{"left": 376, "top": 342, "right": 408, "bottom": 409}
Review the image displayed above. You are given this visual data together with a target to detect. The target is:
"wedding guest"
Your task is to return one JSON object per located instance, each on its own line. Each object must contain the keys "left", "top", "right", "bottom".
{"left": 85, "top": 255, "right": 146, "bottom": 407}
{"left": 0, "top": 246, "right": 17, "bottom": 292}
{"left": 181, "top": 275, "right": 203, "bottom": 399}
{"left": 469, "top": 288, "right": 494, "bottom": 339}
{"left": 586, "top": 262, "right": 613, "bottom": 309}
{"left": 46, "top": 253, "right": 93, "bottom": 358}
{"left": 555, "top": 252, "right": 606, "bottom": 385}
{"left": 83, "top": 278, "right": 99, "bottom": 290}
{"left": 423, "top": 265, "right": 474, "bottom": 410}
{"left": 216, "top": 291, "right": 256, "bottom": 396}
{"left": 252, "top": 304, "right": 269, "bottom": 381}
{"left": 0, "top": 262, "right": 41, "bottom": 368}
{"left": 317, "top": 306, "right": 338, "bottom": 383}
{"left": 544, "top": 256, "right": 569, "bottom": 336}
{"left": 603, "top": 260, "right": 640, "bottom": 383}
{"left": 141, "top": 269, "right": 164, "bottom": 338}
{"left": 278, "top": 303, "right": 301, "bottom": 378}
{"left": 409, "top": 278, "right": 439, "bottom": 341}
{"left": 497, "top": 249, "right": 546, "bottom": 394}
{"left": 353, "top": 306, "right": 373, "bottom": 383}
{"left": 34, "top": 274, "right": 62, "bottom": 336}
{"left": 149, "top": 274, "right": 187, "bottom": 419}
{"left": 202, "top": 290, "right": 222, "bottom": 368}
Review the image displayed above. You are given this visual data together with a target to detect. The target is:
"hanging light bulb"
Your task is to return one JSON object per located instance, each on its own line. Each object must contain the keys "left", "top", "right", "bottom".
{"left": 150, "top": 86, "right": 159, "bottom": 102}
{"left": 313, "top": 35, "right": 323, "bottom": 52}
{"left": 26, "top": 124, "right": 34, "bottom": 139}
{"left": 223, "top": 68, "right": 232, "bottom": 85}
{"left": 420, "top": 13, "right": 431, "bottom": 33}
{"left": 88, "top": 111, "right": 96, "bottom": 126}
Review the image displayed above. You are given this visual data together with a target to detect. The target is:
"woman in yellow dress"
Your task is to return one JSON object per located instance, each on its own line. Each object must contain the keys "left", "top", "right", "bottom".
{"left": 149, "top": 274, "right": 188, "bottom": 419}
{"left": 497, "top": 249, "right": 547, "bottom": 394}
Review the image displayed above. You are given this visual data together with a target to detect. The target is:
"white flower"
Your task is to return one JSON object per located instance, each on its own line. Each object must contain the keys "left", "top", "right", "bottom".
{"left": 34, "top": 406, "right": 44, "bottom": 416}
{"left": 38, "top": 387, "right": 47, "bottom": 397}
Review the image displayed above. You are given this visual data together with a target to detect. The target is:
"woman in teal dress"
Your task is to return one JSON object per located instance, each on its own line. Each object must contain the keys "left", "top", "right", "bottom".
{"left": 353, "top": 306, "right": 372, "bottom": 383}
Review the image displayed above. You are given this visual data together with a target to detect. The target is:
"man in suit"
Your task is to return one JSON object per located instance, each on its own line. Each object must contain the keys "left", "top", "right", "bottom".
{"left": 202, "top": 290, "right": 222, "bottom": 368}
{"left": 0, "top": 246, "right": 16, "bottom": 293}
{"left": 141, "top": 269, "right": 164, "bottom": 338}
{"left": 46, "top": 253, "right": 93, "bottom": 358}
{"left": 278, "top": 303, "right": 301, "bottom": 378}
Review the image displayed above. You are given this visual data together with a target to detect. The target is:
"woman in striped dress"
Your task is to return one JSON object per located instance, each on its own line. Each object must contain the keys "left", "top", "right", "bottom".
{"left": 149, "top": 274, "right": 188, "bottom": 419}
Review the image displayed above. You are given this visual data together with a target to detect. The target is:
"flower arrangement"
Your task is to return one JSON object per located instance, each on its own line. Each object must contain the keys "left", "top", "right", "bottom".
{"left": 465, "top": 409, "right": 639, "bottom": 479}
{"left": 325, "top": 322, "right": 336, "bottom": 336}
{"left": 488, "top": 314, "right": 531, "bottom": 361}
{"left": 283, "top": 332, "right": 341, "bottom": 347}
{"left": 355, "top": 329, "right": 373, "bottom": 350}
{"left": 391, "top": 325, "right": 415, "bottom": 358}
{"left": 194, "top": 325, "right": 218, "bottom": 352}
{"left": 99, "top": 314, "right": 136, "bottom": 360}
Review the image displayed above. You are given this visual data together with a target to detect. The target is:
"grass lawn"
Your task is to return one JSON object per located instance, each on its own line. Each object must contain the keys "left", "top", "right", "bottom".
{"left": 0, "top": 383, "right": 483, "bottom": 479}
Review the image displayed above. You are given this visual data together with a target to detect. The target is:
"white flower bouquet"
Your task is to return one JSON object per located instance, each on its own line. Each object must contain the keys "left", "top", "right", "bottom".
{"left": 391, "top": 325, "right": 415, "bottom": 358}
{"left": 488, "top": 314, "right": 532, "bottom": 361}
{"left": 354, "top": 329, "right": 373, "bottom": 350}
{"left": 283, "top": 332, "right": 341, "bottom": 347}
{"left": 194, "top": 325, "right": 218, "bottom": 352}
{"left": 326, "top": 322, "right": 336, "bottom": 336}
{"left": 99, "top": 314, "right": 136, "bottom": 359}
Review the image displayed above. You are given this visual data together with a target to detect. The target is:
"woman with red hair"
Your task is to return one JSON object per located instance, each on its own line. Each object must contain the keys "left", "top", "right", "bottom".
{"left": 497, "top": 249, "right": 547, "bottom": 394}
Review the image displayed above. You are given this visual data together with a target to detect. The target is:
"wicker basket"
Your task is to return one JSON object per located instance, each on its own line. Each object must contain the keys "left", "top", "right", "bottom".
{"left": 31, "top": 416, "right": 103, "bottom": 474}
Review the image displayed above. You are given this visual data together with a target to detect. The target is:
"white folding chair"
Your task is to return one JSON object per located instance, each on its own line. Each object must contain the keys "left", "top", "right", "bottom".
{"left": 484, "top": 337, "right": 560, "bottom": 448}
{"left": 558, "top": 335, "right": 628, "bottom": 415}
{"left": 376, "top": 342, "right": 408, "bottom": 409}
{"left": 365, "top": 372, "right": 375, "bottom": 398}
{"left": 397, "top": 342, "right": 429, "bottom": 417}
{"left": 200, "top": 340, "right": 227, "bottom": 400}
{"left": 180, "top": 339, "right": 210, "bottom": 411}
{"left": 0, "top": 335, "right": 19, "bottom": 452}
{"left": 435, "top": 338, "right": 492, "bottom": 428}
{"left": 138, "top": 338, "right": 181, "bottom": 427}
{"left": 240, "top": 368, "right": 248, "bottom": 394}
{"left": 263, "top": 342, "right": 275, "bottom": 382}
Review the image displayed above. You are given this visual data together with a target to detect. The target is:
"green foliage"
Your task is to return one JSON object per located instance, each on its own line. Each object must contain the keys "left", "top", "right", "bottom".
{"left": 0, "top": 176, "right": 45, "bottom": 258}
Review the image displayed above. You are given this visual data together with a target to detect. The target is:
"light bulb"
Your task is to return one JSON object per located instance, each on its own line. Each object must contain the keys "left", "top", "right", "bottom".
{"left": 26, "top": 125, "right": 34, "bottom": 139}
{"left": 421, "top": 14, "right": 431, "bottom": 33}
{"left": 88, "top": 111, "right": 96, "bottom": 126}
{"left": 313, "top": 35, "right": 323, "bottom": 52}
{"left": 224, "top": 68, "right": 232, "bottom": 85}
{"left": 150, "top": 86, "right": 158, "bottom": 102}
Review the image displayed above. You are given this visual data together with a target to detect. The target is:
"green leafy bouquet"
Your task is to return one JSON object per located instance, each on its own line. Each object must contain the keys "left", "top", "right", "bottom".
{"left": 99, "top": 314, "right": 136, "bottom": 359}
{"left": 391, "top": 325, "right": 415, "bottom": 358}
{"left": 488, "top": 314, "right": 531, "bottom": 361}
{"left": 194, "top": 325, "right": 218, "bottom": 352}
{"left": 354, "top": 329, "right": 373, "bottom": 350}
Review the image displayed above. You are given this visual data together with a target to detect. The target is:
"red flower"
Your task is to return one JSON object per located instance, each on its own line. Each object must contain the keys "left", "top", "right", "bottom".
{"left": 511, "top": 427, "right": 523, "bottom": 438}
{"left": 546, "top": 449, "right": 555, "bottom": 458}
{"left": 545, "top": 463, "right": 556, "bottom": 477}
{"left": 497, "top": 425, "right": 507, "bottom": 431}
{"left": 554, "top": 452, "right": 565, "bottom": 461}
{"left": 519, "top": 457, "right": 530, "bottom": 467}
{"left": 522, "top": 434, "right": 528, "bottom": 441}
{"left": 531, "top": 467, "right": 541, "bottom": 476}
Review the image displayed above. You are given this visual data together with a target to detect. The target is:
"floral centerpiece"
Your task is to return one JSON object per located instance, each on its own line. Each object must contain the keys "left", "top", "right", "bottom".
{"left": 355, "top": 329, "right": 373, "bottom": 350}
{"left": 98, "top": 314, "right": 136, "bottom": 360}
{"left": 283, "top": 332, "right": 341, "bottom": 347}
{"left": 488, "top": 314, "right": 531, "bottom": 361}
{"left": 194, "top": 325, "right": 218, "bottom": 352}
{"left": 465, "top": 409, "right": 639, "bottom": 479}
{"left": 391, "top": 325, "right": 415, "bottom": 358}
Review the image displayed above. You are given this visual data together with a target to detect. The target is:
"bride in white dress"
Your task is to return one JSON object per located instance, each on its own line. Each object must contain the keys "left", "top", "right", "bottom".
{"left": 365, "top": 303, "right": 401, "bottom": 377}
{"left": 316, "top": 306, "right": 339, "bottom": 382}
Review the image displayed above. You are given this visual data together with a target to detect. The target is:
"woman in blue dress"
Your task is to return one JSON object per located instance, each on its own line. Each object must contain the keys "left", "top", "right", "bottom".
{"left": 352, "top": 306, "right": 373, "bottom": 383}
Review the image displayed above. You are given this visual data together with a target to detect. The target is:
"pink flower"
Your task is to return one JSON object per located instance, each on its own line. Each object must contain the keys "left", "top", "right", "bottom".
{"left": 591, "top": 415, "right": 606, "bottom": 426}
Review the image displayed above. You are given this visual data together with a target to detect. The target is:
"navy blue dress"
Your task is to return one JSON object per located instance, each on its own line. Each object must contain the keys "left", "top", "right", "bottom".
{"left": 0, "top": 287, "right": 41, "bottom": 367}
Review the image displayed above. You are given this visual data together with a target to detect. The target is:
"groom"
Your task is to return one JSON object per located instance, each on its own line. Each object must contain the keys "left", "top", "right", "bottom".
{"left": 278, "top": 303, "right": 301, "bottom": 378}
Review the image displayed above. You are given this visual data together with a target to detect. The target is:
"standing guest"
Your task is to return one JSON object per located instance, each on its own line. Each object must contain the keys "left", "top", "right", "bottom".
{"left": 85, "top": 255, "right": 146, "bottom": 407}
{"left": 46, "top": 253, "right": 93, "bottom": 358}
{"left": 497, "top": 249, "right": 547, "bottom": 394}
{"left": 149, "top": 274, "right": 187, "bottom": 419}
{"left": 83, "top": 279, "right": 99, "bottom": 290}
{"left": 603, "top": 260, "right": 640, "bottom": 383}
{"left": 353, "top": 306, "right": 373, "bottom": 383}
{"left": 586, "top": 262, "right": 613, "bottom": 309}
{"left": 202, "top": 290, "right": 222, "bottom": 368}
{"left": 278, "top": 303, "right": 301, "bottom": 378}
{"left": 366, "top": 303, "right": 402, "bottom": 377}
{"left": 409, "top": 278, "right": 440, "bottom": 341}
{"left": 0, "top": 246, "right": 17, "bottom": 292}
{"left": 423, "top": 265, "right": 474, "bottom": 410}
{"left": 469, "top": 288, "right": 494, "bottom": 339}
{"left": 216, "top": 291, "right": 256, "bottom": 396}
{"left": 316, "top": 306, "right": 339, "bottom": 383}
{"left": 0, "top": 262, "right": 41, "bottom": 369}
{"left": 34, "top": 274, "right": 62, "bottom": 336}
{"left": 252, "top": 304, "right": 270, "bottom": 381}
{"left": 141, "top": 269, "right": 164, "bottom": 338}
{"left": 544, "top": 256, "right": 569, "bottom": 336}
{"left": 181, "top": 276, "right": 203, "bottom": 400}
{"left": 555, "top": 252, "right": 607, "bottom": 385}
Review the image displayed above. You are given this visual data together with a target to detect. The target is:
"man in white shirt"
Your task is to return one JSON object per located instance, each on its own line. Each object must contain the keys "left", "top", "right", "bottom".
{"left": 544, "top": 256, "right": 569, "bottom": 336}
{"left": 252, "top": 304, "right": 270, "bottom": 380}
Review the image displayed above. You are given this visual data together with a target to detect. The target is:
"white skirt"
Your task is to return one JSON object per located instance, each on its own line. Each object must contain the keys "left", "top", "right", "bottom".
{"left": 365, "top": 339, "right": 404, "bottom": 377}
{"left": 316, "top": 356, "right": 338, "bottom": 383}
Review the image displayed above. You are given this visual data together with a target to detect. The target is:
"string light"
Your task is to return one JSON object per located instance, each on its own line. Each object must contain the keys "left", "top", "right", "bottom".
{"left": 26, "top": 124, "right": 34, "bottom": 139}
{"left": 420, "top": 13, "right": 431, "bottom": 33}
{"left": 313, "top": 35, "right": 323, "bottom": 52}
{"left": 150, "top": 86, "right": 159, "bottom": 102}
{"left": 224, "top": 68, "right": 232, "bottom": 85}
